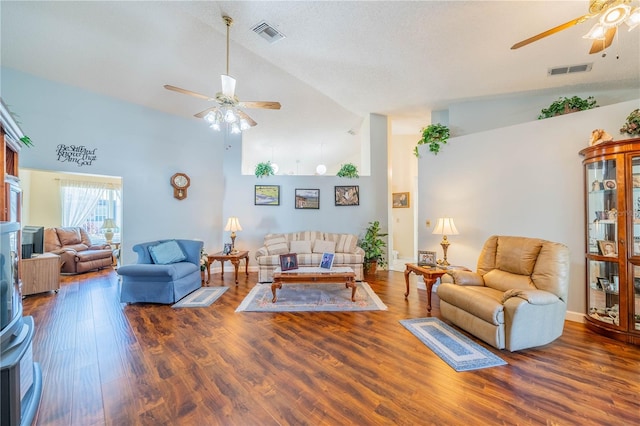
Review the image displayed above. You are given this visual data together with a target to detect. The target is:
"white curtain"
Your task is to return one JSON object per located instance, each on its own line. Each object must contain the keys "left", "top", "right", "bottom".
{"left": 60, "top": 180, "right": 107, "bottom": 227}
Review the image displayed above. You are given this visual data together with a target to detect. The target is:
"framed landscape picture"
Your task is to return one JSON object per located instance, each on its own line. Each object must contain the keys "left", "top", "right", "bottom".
{"left": 255, "top": 185, "right": 280, "bottom": 206}
{"left": 295, "top": 189, "right": 320, "bottom": 209}
{"left": 335, "top": 185, "right": 359, "bottom": 206}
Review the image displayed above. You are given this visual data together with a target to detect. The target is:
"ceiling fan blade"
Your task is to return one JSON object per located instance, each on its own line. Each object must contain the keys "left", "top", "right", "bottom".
{"left": 511, "top": 14, "right": 593, "bottom": 49}
{"left": 194, "top": 107, "right": 217, "bottom": 119}
{"left": 236, "top": 110, "right": 258, "bottom": 127}
{"left": 239, "top": 101, "right": 282, "bottom": 110}
{"left": 164, "top": 85, "right": 214, "bottom": 101}
{"left": 589, "top": 26, "right": 617, "bottom": 54}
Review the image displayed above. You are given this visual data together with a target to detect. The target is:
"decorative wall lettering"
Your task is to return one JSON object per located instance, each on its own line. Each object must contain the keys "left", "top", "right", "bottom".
{"left": 56, "top": 144, "right": 97, "bottom": 166}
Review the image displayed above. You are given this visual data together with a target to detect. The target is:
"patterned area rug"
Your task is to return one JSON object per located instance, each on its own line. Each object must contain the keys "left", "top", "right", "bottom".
{"left": 236, "top": 282, "right": 387, "bottom": 312}
{"left": 172, "top": 287, "right": 228, "bottom": 308}
{"left": 400, "top": 317, "right": 507, "bottom": 372}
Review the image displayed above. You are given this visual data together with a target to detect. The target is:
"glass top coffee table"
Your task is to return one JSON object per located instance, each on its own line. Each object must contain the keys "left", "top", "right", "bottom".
{"left": 271, "top": 266, "right": 356, "bottom": 303}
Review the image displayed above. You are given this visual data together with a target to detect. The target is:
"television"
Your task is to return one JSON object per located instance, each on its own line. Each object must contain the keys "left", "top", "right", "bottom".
{"left": 21, "top": 226, "right": 44, "bottom": 259}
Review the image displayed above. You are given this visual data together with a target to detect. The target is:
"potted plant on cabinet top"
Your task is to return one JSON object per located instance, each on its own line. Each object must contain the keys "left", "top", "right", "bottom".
{"left": 414, "top": 123, "right": 450, "bottom": 157}
{"left": 537, "top": 96, "right": 598, "bottom": 119}
{"left": 620, "top": 109, "right": 640, "bottom": 137}
{"left": 255, "top": 161, "right": 275, "bottom": 178}
{"left": 359, "top": 220, "right": 388, "bottom": 275}
{"left": 336, "top": 163, "right": 359, "bottom": 178}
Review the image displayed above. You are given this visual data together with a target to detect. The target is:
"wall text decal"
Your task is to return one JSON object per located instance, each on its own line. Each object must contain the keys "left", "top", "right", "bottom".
{"left": 56, "top": 144, "right": 97, "bottom": 167}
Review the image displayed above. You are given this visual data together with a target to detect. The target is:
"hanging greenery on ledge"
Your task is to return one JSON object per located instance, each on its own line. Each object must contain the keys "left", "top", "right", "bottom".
{"left": 537, "top": 96, "right": 598, "bottom": 120}
{"left": 5, "top": 105, "right": 34, "bottom": 147}
{"left": 414, "top": 123, "right": 450, "bottom": 157}
{"left": 254, "top": 161, "right": 275, "bottom": 178}
{"left": 336, "top": 163, "right": 359, "bottom": 178}
{"left": 620, "top": 109, "right": 640, "bottom": 136}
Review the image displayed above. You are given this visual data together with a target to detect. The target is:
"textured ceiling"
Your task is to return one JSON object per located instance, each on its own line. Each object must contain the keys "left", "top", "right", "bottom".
{"left": 2, "top": 1, "right": 639, "bottom": 175}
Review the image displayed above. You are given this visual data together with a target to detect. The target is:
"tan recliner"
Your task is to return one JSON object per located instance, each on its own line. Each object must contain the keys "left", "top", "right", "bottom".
{"left": 437, "top": 235, "right": 570, "bottom": 351}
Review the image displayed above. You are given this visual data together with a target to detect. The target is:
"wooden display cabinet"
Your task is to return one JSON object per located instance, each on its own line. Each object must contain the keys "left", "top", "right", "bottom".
{"left": 20, "top": 253, "right": 61, "bottom": 296}
{"left": 579, "top": 137, "right": 640, "bottom": 345}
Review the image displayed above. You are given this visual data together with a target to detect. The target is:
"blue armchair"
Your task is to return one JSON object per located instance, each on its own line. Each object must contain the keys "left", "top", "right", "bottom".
{"left": 118, "top": 239, "right": 203, "bottom": 304}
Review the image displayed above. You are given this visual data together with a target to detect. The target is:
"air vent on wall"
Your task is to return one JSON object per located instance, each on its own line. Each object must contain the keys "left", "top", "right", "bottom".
{"left": 251, "top": 21, "right": 286, "bottom": 43}
{"left": 548, "top": 63, "right": 593, "bottom": 76}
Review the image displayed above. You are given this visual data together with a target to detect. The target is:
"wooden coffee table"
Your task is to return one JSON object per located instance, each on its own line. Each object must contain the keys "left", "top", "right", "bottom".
{"left": 404, "top": 263, "right": 469, "bottom": 312}
{"left": 271, "top": 266, "right": 356, "bottom": 303}
{"left": 207, "top": 250, "right": 249, "bottom": 285}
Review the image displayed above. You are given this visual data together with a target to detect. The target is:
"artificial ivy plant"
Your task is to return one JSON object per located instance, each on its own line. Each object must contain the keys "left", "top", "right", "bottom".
{"left": 537, "top": 96, "right": 598, "bottom": 119}
{"left": 254, "top": 161, "right": 275, "bottom": 178}
{"left": 414, "top": 123, "right": 450, "bottom": 157}
{"left": 336, "top": 163, "right": 359, "bottom": 178}
{"left": 620, "top": 109, "right": 640, "bottom": 136}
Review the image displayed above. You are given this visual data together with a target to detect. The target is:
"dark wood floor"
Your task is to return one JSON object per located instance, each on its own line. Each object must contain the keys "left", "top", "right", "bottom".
{"left": 22, "top": 267, "right": 640, "bottom": 426}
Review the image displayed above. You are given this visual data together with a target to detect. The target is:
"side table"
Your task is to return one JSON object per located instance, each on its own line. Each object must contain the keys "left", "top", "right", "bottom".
{"left": 403, "top": 263, "right": 469, "bottom": 312}
{"left": 207, "top": 250, "right": 249, "bottom": 285}
{"left": 20, "top": 253, "right": 61, "bottom": 296}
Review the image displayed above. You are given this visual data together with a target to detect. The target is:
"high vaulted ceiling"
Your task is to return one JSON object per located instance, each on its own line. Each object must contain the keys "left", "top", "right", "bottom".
{"left": 2, "top": 1, "right": 639, "bottom": 175}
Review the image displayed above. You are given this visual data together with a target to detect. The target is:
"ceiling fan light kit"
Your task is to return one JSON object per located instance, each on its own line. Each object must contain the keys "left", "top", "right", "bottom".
{"left": 164, "top": 15, "right": 280, "bottom": 133}
{"left": 511, "top": 0, "right": 639, "bottom": 54}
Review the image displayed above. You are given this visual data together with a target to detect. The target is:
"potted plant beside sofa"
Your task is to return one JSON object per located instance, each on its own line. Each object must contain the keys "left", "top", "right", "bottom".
{"left": 360, "top": 220, "right": 388, "bottom": 275}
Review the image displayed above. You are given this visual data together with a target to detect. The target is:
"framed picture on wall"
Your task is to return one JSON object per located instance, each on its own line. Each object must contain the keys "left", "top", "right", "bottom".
{"left": 392, "top": 192, "right": 410, "bottom": 208}
{"left": 255, "top": 185, "right": 280, "bottom": 206}
{"left": 295, "top": 189, "right": 320, "bottom": 209}
{"left": 335, "top": 186, "right": 359, "bottom": 206}
{"left": 417, "top": 250, "right": 436, "bottom": 266}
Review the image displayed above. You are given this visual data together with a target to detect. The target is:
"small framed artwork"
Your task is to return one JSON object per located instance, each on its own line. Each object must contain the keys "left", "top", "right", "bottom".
{"left": 335, "top": 185, "right": 359, "bottom": 206}
{"left": 597, "top": 240, "right": 617, "bottom": 257}
{"left": 597, "top": 277, "right": 611, "bottom": 292}
{"left": 295, "top": 189, "right": 320, "bottom": 209}
{"left": 392, "top": 192, "right": 410, "bottom": 208}
{"left": 255, "top": 185, "right": 280, "bottom": 206}
{"left": 320, "top": 252, "right": 335, "bottom": 269}
{"left": 223, "top": 243, "right": 232, "bottom": 255}
{"left": 279, "top": 253, "right": 299, "bottom": 271}
{"left": 603, "top": 179, "right": 617, "bottom": 190}
{"left": 417, "top": 250, "right": 437, "bottom": 267}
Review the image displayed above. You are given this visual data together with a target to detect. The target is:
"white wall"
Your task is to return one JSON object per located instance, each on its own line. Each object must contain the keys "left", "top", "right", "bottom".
{"left": 418, "top": 98, "right": 640, "bottom": 317}
{"left": 389, "top": 133, "right": 417, "bottom": 259}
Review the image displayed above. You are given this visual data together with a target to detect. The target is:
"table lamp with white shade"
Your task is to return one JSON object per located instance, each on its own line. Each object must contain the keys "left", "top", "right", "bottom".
{"left": 432, "top": 217, "right": 459, "bottom": 266}
{"left": 101, "top": 218, "right": 119, "bottom": 245}
{"left": 224, "top": 217, "right": 242, "bottom": 254}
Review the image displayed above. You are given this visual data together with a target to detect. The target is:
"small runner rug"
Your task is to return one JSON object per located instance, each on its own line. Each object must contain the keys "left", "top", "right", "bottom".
{"left": 400, "top": 317, "right": 507, "bottom": 372}
{"left": 172, "top": 287, "right": 228, "bottom": 308}
{"left": 236, "top": 282, "right": 387, "bottom": 312}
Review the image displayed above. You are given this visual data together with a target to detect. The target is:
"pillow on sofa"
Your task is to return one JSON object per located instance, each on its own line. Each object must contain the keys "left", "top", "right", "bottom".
{"left": 57, "top": 227, "right": 82, "bottom": 246}
{"left": 313, "top": 240, "right": 336, "bottom": 254}
{"left": 265, "top": 234, "right": 289, "bottom": 255}
{"left": 290, "top": 240, "right": 312, "bottom": 254}
{"left": 331, "top": 233, "right": 359, "bottom": 253}
{"left": 149, "top": 240, "right": 187, "bottom": 265}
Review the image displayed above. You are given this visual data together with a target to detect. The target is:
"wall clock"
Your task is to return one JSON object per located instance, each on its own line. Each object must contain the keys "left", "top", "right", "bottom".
{"left": 170, "top": 173, "right": 190, "bottom": 200}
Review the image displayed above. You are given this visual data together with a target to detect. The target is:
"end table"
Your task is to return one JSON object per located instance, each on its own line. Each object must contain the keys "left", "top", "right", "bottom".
{"left": 207, "top": 250, "right": 249, "bottom": 285}
{"left": 403, "top": 263, "right": 469, "bottom": 312}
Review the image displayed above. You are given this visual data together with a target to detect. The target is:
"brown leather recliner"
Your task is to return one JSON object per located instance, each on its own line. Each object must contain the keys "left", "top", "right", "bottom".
{"left": 44, "top": 227, "right": 113, "bottom": 274}
{"left": 437, "top": 235, "right": 570, "bottom": 351}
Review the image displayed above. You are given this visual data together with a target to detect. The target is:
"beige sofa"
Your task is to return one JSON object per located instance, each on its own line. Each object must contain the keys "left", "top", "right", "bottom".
{"left": 437, "top": 235, "right": 570, "bottom": 352}
{"left": 255, "top": 231, "right": 364, "bottom": 282}
{"left": 45, "top": 227, "right": 113, "bottom": 274}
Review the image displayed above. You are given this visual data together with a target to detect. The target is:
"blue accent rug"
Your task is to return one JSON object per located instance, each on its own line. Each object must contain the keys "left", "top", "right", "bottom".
{"left": 172, "top": 287, "right": 228, "bottom": 308}
{"left": 400, "top": 317, "right": 507, "bottom": 372}
{"left": 236, "top": 282, "right": 387, "bottom": 312}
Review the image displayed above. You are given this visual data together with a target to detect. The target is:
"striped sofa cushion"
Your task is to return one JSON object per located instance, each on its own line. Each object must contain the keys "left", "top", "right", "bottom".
{"left": 325, "top": 233, "right": 359, "bottom": 253}
{"left": 264, "top": 234, "right": 289, "bottom": 255}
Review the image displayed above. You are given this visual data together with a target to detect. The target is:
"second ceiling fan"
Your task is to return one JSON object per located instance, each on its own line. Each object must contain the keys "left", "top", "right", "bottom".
{"left": 165, "top": 15, "right": 281, "bottom": 132}
{"left": 511, "top": 0, "right": 640, "bottom": 54}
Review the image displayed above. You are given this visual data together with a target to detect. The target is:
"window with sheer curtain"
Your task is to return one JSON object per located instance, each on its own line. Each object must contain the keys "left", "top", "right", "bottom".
{"left": 60, "top": 179, "right": 122, "bottom": 243}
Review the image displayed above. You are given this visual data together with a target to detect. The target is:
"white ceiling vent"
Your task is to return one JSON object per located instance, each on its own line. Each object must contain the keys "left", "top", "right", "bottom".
{"left": 251, "top": 21, "right": 286, "bottom": 44}
{"left": 548, "top": 63, "right": 593, "bottom": 76}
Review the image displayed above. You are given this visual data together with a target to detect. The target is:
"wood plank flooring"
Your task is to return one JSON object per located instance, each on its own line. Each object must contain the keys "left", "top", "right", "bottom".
{"left": 21, "top": 268, "right": 640, "bottom": 425}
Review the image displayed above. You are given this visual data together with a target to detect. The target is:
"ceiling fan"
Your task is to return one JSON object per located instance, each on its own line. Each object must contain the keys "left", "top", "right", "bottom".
{"left": 164, "top": 15, "right": 281, "bottom": 132}
{"left": 511, "top": 0, "right": 640, "bottom": 54}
